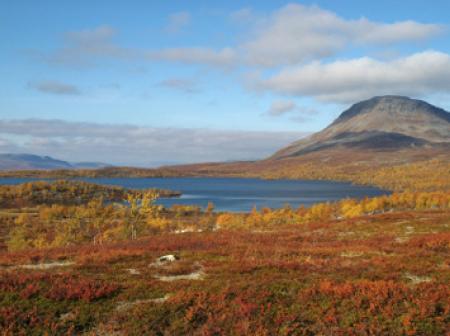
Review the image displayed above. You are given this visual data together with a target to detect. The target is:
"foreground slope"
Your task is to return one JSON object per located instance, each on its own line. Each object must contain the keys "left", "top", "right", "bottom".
{"left": 1, "top": 209, "right": 449, "bottom": 334}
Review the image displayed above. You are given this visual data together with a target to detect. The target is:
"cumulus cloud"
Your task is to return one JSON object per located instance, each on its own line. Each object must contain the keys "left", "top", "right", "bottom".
{"left": 255, "top": 51, "right": 450, "bottom": 103}
{"left": 264, "top": 101, "right": 318, "bottom": 123}
{"left": 39, "top": 25, "right": 235, "bottom": 68}
{"left": 0, "top": 119, "right": 308, "bottom": 166}
{"left": 243, "top": 4, "right": 443, "bottom": 66}
{"left": 28, "top": 80, "right": 81, "bottom": 95}
{"left": 146, "top": 47, "right": 237, "bottom": 68}
{"left": 230, "top": 8, "right": 254, "bottom": 23}
{"left": 29, "top": 5, "right": 448, "bottom": 104}
{"left": 0, "top": 137, "right": 18, "bottom": 152}
{"left": 165, "top": 11, "right": 191, "bottom": 33}
{"left": 42, "top": 25, "right": 133, "bottom": 67}
{"left": 64, "top": 25, "right": 116, "bottom": 45}
{"left": 36, "top": 5, "right": 443, "bottom": 71}
{"left": 266, "top": 100, "right": 297, "bottom": 116}
{"left": 158, "top": 78, "right": 199, "bottom": 94}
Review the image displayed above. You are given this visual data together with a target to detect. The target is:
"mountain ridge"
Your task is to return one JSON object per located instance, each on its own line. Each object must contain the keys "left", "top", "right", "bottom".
{"left": 0, "top": 153, "right": 112, "bottom": 171}
{"left": 333, "top": 95, "right": 450, "bottom": 125}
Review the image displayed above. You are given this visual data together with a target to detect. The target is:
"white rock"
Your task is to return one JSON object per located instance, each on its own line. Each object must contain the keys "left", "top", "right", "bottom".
{"left": 127, "top": 268, "right": 141, "bottom": 275}
{"left": 158, "top": 254, "right": 178, "bottom": 263}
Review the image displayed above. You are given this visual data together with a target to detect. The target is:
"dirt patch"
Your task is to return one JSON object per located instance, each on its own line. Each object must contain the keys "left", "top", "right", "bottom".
{"left": 59, "top": 311, "right": 77, "bottom": 322}
{"left": 126, "top": 268, "right": 141, "bottom": 275}
{"left": 395, "top": 236, "right": 409, "bottom": 243}
{"left": 116, "top": 294, "right": 171, "bottom": 312}
{"left": 404, "top": 273, "right": 432, "bottom": 285}
{"left": 8, "top": 260, "right": 75, "bottom": 270}
{"left": 154, "top": 262, "right": 205, "bottom": 282}
{"left": 340, "top": 251, "right": 364, "bottom": 258}
{"left": 154, "top": 269, "right": 205, "bottom": 282}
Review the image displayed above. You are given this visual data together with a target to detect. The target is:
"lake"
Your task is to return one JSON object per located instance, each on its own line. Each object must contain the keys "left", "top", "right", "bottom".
{"left": 0, "top": 177, "right": 389, "bottom": 212}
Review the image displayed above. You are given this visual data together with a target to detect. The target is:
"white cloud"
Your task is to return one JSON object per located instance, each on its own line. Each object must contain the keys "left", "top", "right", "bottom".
{"left": 64, "top": 25, "right": 116, "bottom": 45}
{"left": 37, "top": 5, "right": 443, "bottom": 71}
{"left": 30, "top": 6, "right": 448, "bottom": 105}
{"left": 266, "top": 100, "right": 296, "bottom": 116}
{"left": 0, "top": 119, "right": 308, "bottom": 166}
{"left": 265, "top": 101, "right": 318, "bottom": 123}
{"left": 158, "top": 78, "right": 199, "bottom": 94}
{"left": 43, "top": 25, "right": 132, "bottom": 67}
{"left": 28, "top": 80, "right": 81, "bottom": 95}
{"left": 165, "top": 11, "right": 191, "bottom": 33}
{"left": 39, "top": 25, "right": 236, "bottom": 68}
{"left": 355, "top": 19, "right": 444, "bottom": 44}
{"left": 242, "top": 4, "right": 443, "bottom": 66}
{"left": 255, "top": 51, "right": 450, "bottom": 103}
{"left": 0, "top": 137, "right": 18, "bottom": 152}
{"left": 230, "top": 8, "right": 253, "bottom": 23}
{"left": 146, "top": 47, "right": 237, "bottom": 68}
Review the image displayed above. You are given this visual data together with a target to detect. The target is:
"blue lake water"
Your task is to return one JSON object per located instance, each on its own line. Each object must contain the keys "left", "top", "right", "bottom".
{"left": 0, "top": 177, "right": 389, "bottom": 212}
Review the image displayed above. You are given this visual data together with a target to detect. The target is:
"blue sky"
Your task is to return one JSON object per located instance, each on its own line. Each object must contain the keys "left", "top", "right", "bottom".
{"left": 1, "top": 1, "right": 450, "bottom": 166}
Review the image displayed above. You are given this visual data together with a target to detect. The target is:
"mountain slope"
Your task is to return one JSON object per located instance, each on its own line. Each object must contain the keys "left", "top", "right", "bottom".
{"left": 272, "top": 96, "right": 450, "bottom": 159}
{"left": 0, "top": 154, "right": 72, "bottom": 170}
{"left": 0, "top": 154, "right": 111, "bottom": 170}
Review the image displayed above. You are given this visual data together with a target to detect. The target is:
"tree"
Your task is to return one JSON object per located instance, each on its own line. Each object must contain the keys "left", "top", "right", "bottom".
{"left": 246, "top": 206, "right": 263, "bottom": 228}
{"left": 206, "top": 202, "right": 215, "bottom": 215}
{"left": 127, "top": 191, "right": 159, "bottom": 239}
{"left": 7, "top": 226, "right": 29, "bottom": 252}
{"left": 340, "top": 199, "right": 363, "bottom": 218}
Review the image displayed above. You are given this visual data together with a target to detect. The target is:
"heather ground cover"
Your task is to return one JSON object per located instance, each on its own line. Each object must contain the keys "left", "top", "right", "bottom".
{"left": 1, "top": 209, "right": 448, "bottom": 335}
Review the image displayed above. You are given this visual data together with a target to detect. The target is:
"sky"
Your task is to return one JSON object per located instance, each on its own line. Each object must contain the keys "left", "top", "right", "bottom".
{"left": 1, "top": 0, "right": 450, "bottom": 166}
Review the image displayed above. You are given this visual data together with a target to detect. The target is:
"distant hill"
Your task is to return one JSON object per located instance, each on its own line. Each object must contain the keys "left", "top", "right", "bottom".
{"left": 272, "top": 95, "right": 450, "bottom": 159}
{"left": 0, "top": 154, "right": 112, "bottom": 170}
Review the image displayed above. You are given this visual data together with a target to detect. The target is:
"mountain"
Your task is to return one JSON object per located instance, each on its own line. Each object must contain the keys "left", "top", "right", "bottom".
{"left": 272, "top": 96, "right": 450, "bottom": 159}
{"left": 0, "top": 154, "right": 112, "bottom": 170}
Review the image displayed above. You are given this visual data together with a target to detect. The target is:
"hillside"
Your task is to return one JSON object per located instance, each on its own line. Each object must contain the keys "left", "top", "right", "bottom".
{"left": 0, "top": 154, "right": 111, "bottom": 170}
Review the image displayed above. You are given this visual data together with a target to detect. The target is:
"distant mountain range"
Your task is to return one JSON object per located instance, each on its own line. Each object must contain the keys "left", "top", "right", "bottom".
{"left": 1, "top": 96, "right": 449, "bottom": 172}
{"left": 0, "top": 154, "right": 112, "bottom": 170}
{"left": 272, "top": 95, "right": 450, "bottom": 159}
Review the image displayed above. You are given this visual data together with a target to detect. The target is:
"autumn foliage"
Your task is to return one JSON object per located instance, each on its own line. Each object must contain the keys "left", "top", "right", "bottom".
{"left": 0, "top": 177, "right": 449, "bottom": 334}
{"left": 0, "top": 179, "right": 179, "bottom": 209}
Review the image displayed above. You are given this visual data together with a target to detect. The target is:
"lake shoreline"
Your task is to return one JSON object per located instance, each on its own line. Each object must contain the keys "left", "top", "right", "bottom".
{"left": 0, "top": 177, "right": 389, "bottom": 213}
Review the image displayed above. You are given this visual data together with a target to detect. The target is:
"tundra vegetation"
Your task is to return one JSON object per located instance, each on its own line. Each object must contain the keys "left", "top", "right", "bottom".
{"left": 0, "top": 170, "right": 449, "bottom": 334}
